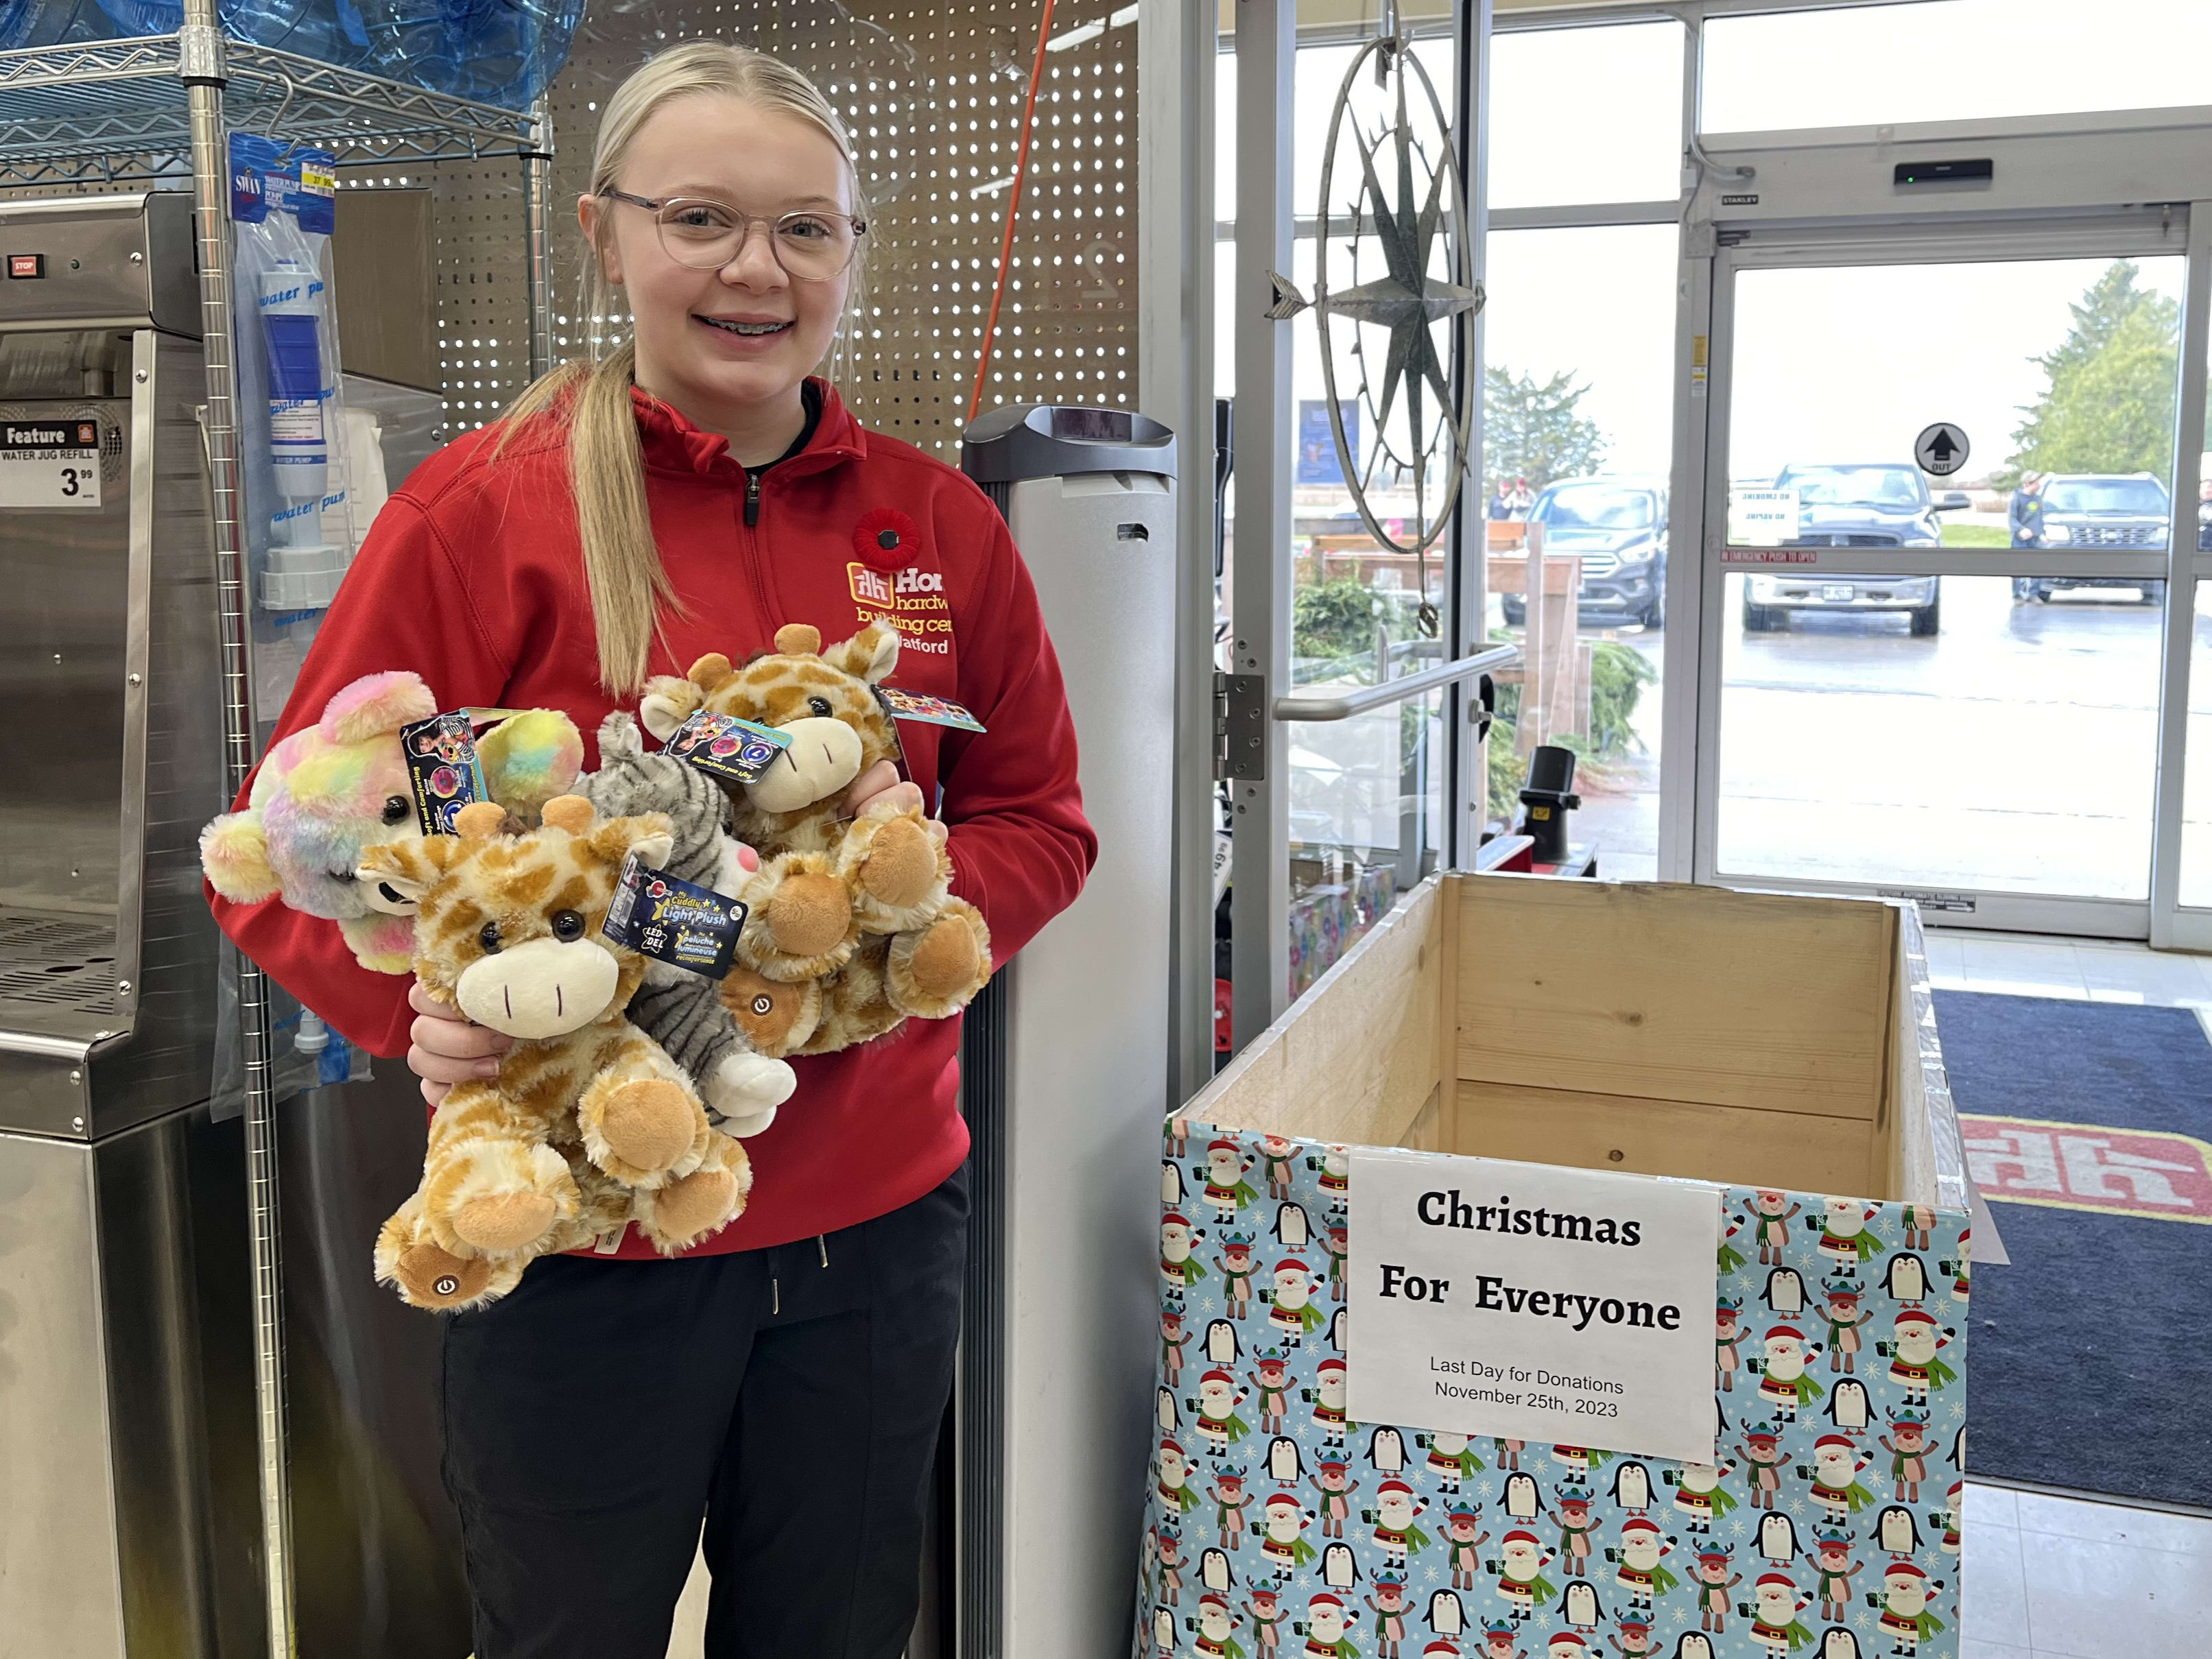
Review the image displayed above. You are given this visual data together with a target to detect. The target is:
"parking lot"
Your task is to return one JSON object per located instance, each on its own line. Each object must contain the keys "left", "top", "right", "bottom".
{"left": 1561, "top": 574, "right": 2212, "bottom": 901}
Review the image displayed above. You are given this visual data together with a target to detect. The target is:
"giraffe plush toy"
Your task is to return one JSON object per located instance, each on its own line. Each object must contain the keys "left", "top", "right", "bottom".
{"left": 359, "top": 795, "right": 752, "bottom": 1311}
{"left": 639, "top": 621, "right": 992, "bottom": 1056}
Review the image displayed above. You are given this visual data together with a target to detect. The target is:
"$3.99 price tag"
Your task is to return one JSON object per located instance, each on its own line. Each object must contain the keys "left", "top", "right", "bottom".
{"left": 0, "top": 420, "right": 102, "bottom": 508}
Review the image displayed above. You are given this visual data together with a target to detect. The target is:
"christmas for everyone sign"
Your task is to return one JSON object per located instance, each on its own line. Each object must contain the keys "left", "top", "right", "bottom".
{"left": 1346, "top": 1151, "right": 1723, "bottom": 1466}
{"left": 1137, "top": 1121, "right": 1971, "bottom": 1659}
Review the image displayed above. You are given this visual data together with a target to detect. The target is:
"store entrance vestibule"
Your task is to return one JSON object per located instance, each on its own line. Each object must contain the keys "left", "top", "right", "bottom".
{"left": 1667, "top": 124, "right": 2212, "bottom": 946}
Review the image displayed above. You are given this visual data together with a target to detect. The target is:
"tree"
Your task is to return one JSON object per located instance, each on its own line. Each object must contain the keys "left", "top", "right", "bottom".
{"left": 1483, "top": 364, "right": 1606, "bottom": 493}
{"left": 1293, "top": 576, "right": 1382, "bottom": 662}
{"left": 2003, "top": 261, "right": 2198, "bottom": 486}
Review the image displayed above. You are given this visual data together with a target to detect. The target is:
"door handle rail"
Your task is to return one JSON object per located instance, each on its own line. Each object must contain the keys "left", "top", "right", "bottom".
{"left": 1272, "top": 642, "right": 1520, "bottom": 723}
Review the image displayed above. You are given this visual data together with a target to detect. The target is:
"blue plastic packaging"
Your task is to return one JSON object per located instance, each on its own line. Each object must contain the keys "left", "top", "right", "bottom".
{"left": 355, "top": 0, "right": 584, "bottom": 109}
{"left": 229, "top": 133, "right": 357, "bottom": 618}
{"left": 0, "top": 0, "right": 112, "bottom": 49}
{"left": 88, "top": 0, "right": 373, "bottom": 67}
{"left": 260, "top": 263, "right": 333, "bottom": 551}
{"left": 8, "top": 0, "right": 564, "bottom": 106}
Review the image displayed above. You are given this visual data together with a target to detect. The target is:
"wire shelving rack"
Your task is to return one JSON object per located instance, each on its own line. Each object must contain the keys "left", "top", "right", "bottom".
{"left": 0, "top": 16, "right": 557, "bottom": 1657}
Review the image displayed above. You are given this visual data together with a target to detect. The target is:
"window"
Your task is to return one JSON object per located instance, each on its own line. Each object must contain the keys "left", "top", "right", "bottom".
{"left": 1482, "top": 223, "right": 1677, "bottom": 881}
{"left": 1489, "top": 21, "right": 1683, "bottom": 210}
{"left": 1702, "top": 0, "right": 2212, "bottom": 135}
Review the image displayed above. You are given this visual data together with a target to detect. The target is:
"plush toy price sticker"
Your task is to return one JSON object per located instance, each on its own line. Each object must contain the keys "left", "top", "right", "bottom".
{"left": 602, "top": 852, "right": 746, "bottom": 980}
{"left": 399, "top": 711, "right": 491, "bottom": 835}
{"left": 663, "top": 708, "right": 792, "bottom": 785}
{"left": 1347, "top": 1148, "right": 1722, "bottom": 1465}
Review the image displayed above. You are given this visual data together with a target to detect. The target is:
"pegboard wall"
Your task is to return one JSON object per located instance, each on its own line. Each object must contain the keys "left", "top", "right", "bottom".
{"left": 421, "top": 0, "right": 1139, "bottom": 460}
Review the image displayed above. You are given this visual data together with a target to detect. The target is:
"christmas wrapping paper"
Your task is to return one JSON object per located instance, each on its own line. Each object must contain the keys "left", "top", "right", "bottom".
{"left": 1138, "top": 1122, "right": 1971, "bottom": 1659}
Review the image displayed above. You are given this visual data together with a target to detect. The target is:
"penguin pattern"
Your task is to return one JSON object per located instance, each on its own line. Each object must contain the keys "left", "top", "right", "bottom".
{"left": 1137, "top": 1125, "right": 1969, "bottom": 1659}
{"left": 1825, "top": 1380, "right": 1872, "bottom": 1436}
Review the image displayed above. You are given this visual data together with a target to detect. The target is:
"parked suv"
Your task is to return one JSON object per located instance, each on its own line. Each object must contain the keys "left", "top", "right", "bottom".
{"left": 2012, "top": 473, "right": 2169, "bottom": 604}
{"left": 1739, "top": 462, "right": 1966, "bottom": 637}
{"left": 1501, "top": 475, "right": 1667, "bottom": 630}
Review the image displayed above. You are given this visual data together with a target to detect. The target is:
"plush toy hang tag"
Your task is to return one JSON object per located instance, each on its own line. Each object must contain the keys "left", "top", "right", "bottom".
{"left": 873, "top": 685, "right": 987, "bottom": 734}
{"left": 601, "top": 852, "right": 746, "bottom": 979}
{"left": 664, "top": 708, "right": 794, "bottom": 785}
{"left": 399, "top": 711, "right": 490, "bottom": 835}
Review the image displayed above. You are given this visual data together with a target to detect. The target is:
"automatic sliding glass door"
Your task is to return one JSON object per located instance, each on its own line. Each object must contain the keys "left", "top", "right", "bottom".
{"left": 1693, "top": 221, "right": 2204, "bottom": 936}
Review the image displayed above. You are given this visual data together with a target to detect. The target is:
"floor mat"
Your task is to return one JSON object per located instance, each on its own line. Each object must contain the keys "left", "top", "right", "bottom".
{"left": 1934, "top": 988, "right": 2212, "bottom": 1507}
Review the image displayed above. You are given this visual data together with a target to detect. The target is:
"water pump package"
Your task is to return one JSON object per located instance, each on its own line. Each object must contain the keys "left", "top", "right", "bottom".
{"left": 229, "top": 132, "right": 364, "bottom": 729}
{"left": 220, "top": 133, "right": 374, "bottom": 1101}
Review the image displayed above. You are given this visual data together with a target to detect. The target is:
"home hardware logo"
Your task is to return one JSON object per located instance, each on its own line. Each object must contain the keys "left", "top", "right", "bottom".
{"left": 848, "top": 563, "right": 945, "bottom": 606}
{"left": 848, "top": 562, "right": 893, "bottom": 606}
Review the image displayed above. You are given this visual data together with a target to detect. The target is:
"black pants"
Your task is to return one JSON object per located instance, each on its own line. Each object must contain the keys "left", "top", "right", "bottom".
{"left": 441, "top": 1169, "right": 967, "bottom": 1659}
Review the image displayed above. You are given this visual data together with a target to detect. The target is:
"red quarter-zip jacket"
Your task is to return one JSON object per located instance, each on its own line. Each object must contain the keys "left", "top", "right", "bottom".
{"left": 209, "top": 380, "right": 1097, "bottom": 1256}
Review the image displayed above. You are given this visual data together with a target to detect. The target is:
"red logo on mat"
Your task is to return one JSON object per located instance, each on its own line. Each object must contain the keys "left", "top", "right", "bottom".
{"left": 1962, "top": 1114, "right": 2212, "bottom": 1224}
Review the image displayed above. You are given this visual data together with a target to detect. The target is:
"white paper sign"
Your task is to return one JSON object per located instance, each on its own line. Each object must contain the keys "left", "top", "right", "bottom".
{"left": 1346, "top": 1149, "right": 1722, "bottom": 1465}
{"left": 1728, "top": 486, "right": 1796, "bottom": 545}
{"left": 0, "top": 419, "right": 102, "bottom": 509}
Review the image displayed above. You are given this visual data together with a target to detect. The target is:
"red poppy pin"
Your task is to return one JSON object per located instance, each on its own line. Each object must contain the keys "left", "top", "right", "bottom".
{"left": 852, "top": 506, "right": 922, "bottom": 570}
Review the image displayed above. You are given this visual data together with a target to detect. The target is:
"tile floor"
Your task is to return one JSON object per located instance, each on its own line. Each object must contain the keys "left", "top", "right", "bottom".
{"left": 1960, "top": 1482, "right": 2212, "bottom": 1659}
{"left": 669, "top": 927, "right": 2212, "bottom": 1659}
{"left": 1936, "top": 926, "right": 2212, "bottom": 1659}
{"left": 1923, "top": 927, "right": 2212, "bottom": 1012}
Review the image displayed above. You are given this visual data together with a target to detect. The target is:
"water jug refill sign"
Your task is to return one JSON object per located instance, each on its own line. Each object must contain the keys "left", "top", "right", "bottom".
{"left": 1347, "top": 1150, "right": 1723, "bottom": 1465}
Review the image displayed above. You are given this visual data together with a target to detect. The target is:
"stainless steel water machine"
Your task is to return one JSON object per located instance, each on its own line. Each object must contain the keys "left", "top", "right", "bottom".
{"left": 0, "top": 189, "right": 263, "bottom": 1658}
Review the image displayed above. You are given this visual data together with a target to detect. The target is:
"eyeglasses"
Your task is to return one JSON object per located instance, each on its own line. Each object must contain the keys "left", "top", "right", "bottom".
{"left": 604, "top": 191, "right": 866, "bottom": 281}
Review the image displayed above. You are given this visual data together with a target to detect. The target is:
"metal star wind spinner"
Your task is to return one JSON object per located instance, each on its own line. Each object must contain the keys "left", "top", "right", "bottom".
{"left": 1270, "top": 18, "right": 1482, "bottom": 636}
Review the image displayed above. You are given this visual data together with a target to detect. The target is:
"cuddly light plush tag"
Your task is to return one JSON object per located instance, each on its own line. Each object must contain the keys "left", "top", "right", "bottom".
{"left": 874, "top": 686, "right": 986, "bottom": 734}
{"left": 602, "top": 852, "right": 747, "bottom": 979}
{"left": 399, "top": 711, "right": 490, "bottom": 834}
{"left": 663, "top": 708, "right": 793, "bottom": 785}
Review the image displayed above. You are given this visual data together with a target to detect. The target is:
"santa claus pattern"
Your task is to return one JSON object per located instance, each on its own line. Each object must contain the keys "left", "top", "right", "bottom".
{"left": 1137, "top": 1126, "right": 1970, "bottom": 1659}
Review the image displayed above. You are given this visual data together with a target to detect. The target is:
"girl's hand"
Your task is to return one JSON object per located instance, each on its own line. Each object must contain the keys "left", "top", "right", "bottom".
{"left": 842, "top": 759, "right": 922, "bottom": 819}
{"left": 407, "top": 980, "right": 512, "bottom": 1107}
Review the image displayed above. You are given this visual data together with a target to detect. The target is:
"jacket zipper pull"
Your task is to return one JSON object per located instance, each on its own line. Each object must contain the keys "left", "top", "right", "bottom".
{"left": 744, "top": 471, "right": 762, "bottom": 528}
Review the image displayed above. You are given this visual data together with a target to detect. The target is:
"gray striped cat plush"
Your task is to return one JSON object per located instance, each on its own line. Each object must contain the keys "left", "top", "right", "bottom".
{"left": 575, "top": 711, "right": 796, "bottom": 1136}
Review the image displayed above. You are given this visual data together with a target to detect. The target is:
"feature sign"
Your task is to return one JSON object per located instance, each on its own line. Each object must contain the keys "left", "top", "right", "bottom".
{"left": 0, "top": 419, "right": 102, "bottom": 508}
{"left": 1346, "top": 1149, "right": 1722, "bottom": 1464}
{"left": 1915, "top": 422, "right": 1969, "bottom": 476}
{"left": 1727, "top": 486, "right": 1797, "bottom": 545}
